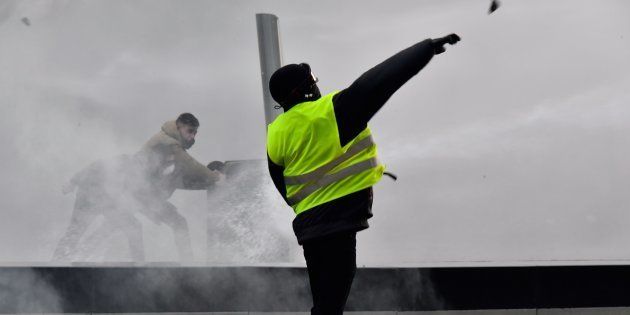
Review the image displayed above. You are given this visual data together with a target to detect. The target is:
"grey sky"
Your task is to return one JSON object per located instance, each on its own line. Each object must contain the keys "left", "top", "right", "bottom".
{"left": 0, "top": 0, "right": 629, "bottom": 265}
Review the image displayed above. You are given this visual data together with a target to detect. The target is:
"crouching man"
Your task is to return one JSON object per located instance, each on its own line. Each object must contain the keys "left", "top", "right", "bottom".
{"left": 54, "top": 113, "right": 224, "bottom": 262}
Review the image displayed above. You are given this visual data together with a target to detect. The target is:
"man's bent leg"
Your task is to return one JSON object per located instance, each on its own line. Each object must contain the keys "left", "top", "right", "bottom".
{"left": 52, "top": 189, "right": 100, "bottom": 261}
{"left": 157, "top": 202, "right": 194, "bottom": 261}
{"left": 303, "top": 231, "right": 357, "bottom": 315}
{"left": 107, "top": 209, "right": 145, "bottom": 262}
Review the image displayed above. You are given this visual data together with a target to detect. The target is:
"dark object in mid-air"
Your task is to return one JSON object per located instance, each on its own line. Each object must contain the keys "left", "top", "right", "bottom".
{"left": 489, "top": 0, "right": 500, "bottom": 14}
{"left": 21, "top": 17, "right": 30, "bottom": 26}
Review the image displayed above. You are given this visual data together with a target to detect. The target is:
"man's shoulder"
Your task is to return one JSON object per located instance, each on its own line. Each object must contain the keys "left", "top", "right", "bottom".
{"left": 267, "top": 111, "right": 296, "bottom": 135}
{"left": 142, "top": 130, "right": 181, "bottom": 152}
{"left": 323, "top": 90, "right": 341, "bottom": 101}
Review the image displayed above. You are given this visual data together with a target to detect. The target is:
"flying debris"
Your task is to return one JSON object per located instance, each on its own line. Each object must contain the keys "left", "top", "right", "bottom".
{"left": 488, "top": 0, "right": 500, "bottom": 14}
{"left": 21, "top": 17, "right": 30, "bottom": 26}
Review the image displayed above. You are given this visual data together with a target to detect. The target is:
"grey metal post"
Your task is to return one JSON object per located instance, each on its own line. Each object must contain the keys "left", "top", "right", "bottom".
{"left": 256, "top": 13, "right": 283, "bottom": 126}
{"left": 205, "top": 15, "right": 287, "bottom": 264}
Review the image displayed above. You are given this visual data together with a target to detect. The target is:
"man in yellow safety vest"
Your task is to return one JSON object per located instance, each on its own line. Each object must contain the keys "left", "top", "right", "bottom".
{"left": 266, "top": 34, "right": 460, "bottom": 314}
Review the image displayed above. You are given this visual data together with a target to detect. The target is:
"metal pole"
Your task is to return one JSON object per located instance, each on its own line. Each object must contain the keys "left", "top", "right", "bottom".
{"left": 256, "top": 13, "right": 283, "bottom": 126}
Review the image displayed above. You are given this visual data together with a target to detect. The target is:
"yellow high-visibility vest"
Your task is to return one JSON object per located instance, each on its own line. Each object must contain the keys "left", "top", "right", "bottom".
{"left": 267, "top": 91, "right": 384, "bottom": 215}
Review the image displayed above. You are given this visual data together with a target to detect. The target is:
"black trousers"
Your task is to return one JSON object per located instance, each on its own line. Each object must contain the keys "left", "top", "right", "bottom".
{"left": 302, "top": 231, "right": 357, "bottom": 315}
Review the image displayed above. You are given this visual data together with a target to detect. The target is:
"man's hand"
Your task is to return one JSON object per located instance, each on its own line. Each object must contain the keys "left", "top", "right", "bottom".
{"left": 207, "top": 161, "right": 227, "bottom": 186}
{"left": 432, "top": 34, "right": 461, "bottom": 55}
{"left": 207, "top": 160, "right": 225, "bottom": 172}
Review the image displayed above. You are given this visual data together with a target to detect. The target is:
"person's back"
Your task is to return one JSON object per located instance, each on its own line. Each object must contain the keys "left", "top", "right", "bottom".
{"left": 268, "top": 91, "right": 383, "bottom": 215}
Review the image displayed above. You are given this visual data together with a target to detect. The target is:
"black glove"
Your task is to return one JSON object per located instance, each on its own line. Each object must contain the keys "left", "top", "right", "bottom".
{"left": 432, "top": 34, "right": 461, "bottom": 55}
{"left": 207, "top": 161, "right": 226, "bottom": 173}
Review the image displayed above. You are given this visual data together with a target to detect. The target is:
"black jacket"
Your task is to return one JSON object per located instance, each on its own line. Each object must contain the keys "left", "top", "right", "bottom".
{"left": 268, "top": 39, "right": 436, "bottom": 244}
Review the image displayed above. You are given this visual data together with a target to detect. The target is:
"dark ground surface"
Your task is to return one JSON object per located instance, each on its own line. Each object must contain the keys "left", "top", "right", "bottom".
{"left": 2, "top": 266, "right": 630, "bottom": 313}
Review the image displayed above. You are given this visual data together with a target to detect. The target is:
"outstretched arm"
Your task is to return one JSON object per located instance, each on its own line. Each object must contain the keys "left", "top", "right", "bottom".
{"left": 333, "top": 34, "right": 460, "bottom": 146}
{"left": 172, "top": 145, "right": 222, "bottom": 189}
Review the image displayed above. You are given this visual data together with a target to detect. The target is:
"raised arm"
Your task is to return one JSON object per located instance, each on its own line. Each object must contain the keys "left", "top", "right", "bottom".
{"left": 333, "top": 34, "right": 460, "bottom": 146}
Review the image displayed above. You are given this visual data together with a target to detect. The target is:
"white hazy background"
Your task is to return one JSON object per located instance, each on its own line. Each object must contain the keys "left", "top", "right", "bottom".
{"left": 0, "top": 0, "right": 629, "bottom": 266}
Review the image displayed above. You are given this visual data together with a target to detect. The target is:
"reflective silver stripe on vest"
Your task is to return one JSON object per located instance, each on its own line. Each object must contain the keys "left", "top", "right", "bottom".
{"left": 287, "top": 157, "right": 379, "bottom": 206}
{"left": 284, "top": 135, "right": 375, "bottom": 186}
